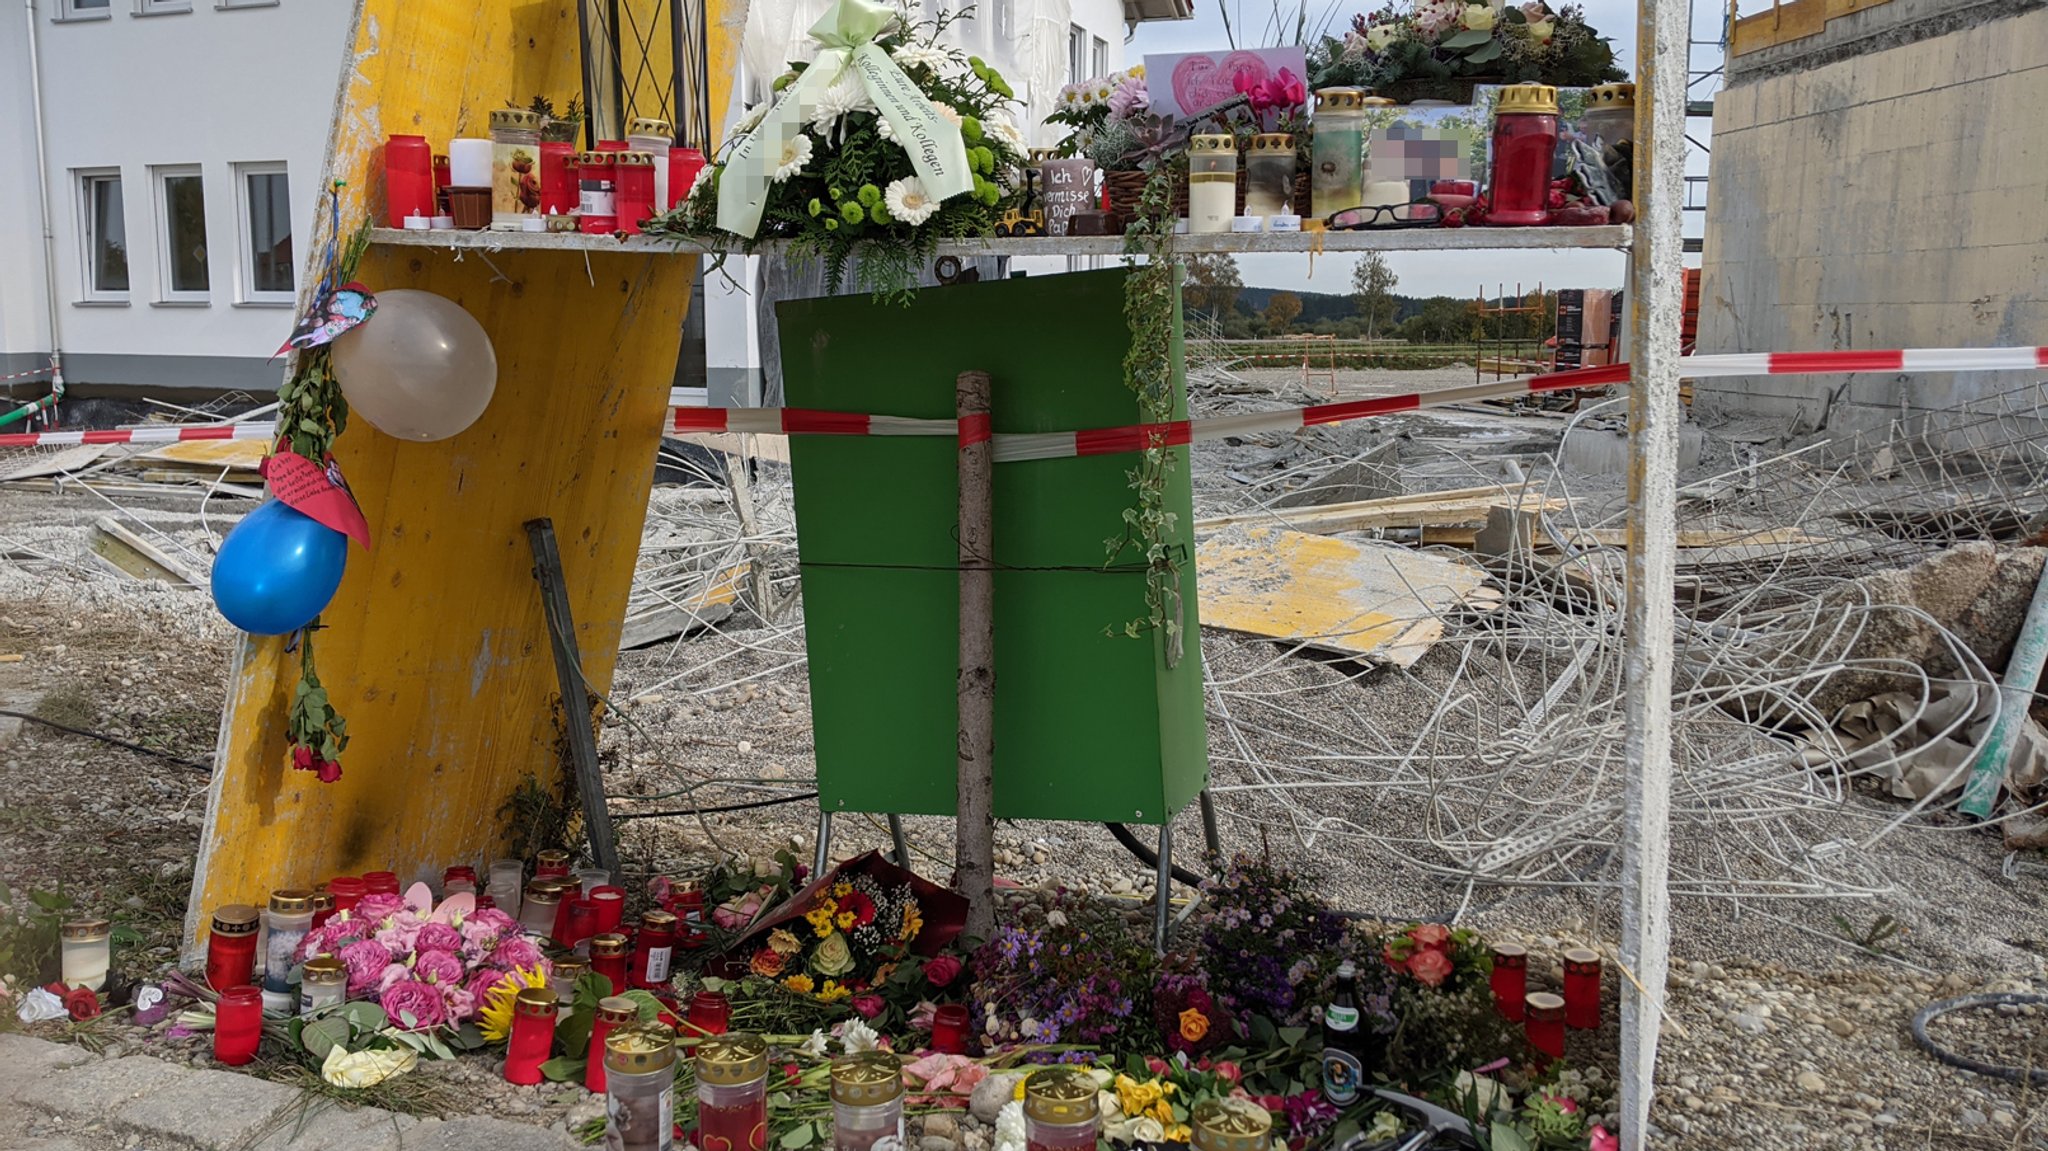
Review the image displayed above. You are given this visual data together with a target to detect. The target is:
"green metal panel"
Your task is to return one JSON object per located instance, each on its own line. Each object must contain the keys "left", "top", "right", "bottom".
{"left": 779, "top": 267, "right": 1207, "bottom": 826}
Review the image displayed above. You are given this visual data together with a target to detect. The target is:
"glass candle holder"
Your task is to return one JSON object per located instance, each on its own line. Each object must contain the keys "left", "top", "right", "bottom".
{"left": 60, "top": 918, "right": 111, "bottom": 991}
{"left": 608, "top": 1023, "right": 680, "bottom": 1151}
{"left": 518, "top": 881, "right": 562, "bottom": 937}
{"left": 586, "top": 996, "right": 642, "bottom": 1094}
{"left": 546, "top": 878, "right": 580, "bottom": 942}
{"left": 1562, "top": 948, "right": 1602, "bottom": 1029}
{"left": 930, "top": 1003, "right": 970, "bottom": 1054}
{"left": 574, "top": 867, "right": 611, "bottom": 898}
{"left": 362, "top": 871, "right": 399, "bottom": 895}
{"left": 1187, "top": 134, "right": 1237, "bottom": 235}
{"left": 1311, "top": 88, "right": 1367, "bottom": 220}
{"left": 668, "top": 148, "right": 706, "bottom": 211}
{"left": 309, "top": 891, "right": 335, "bottom": 931}
{"left": 326, "top": 875, "right": 365, "bottom": 913}
{"left": 560, "top": 897, "right": 600, "bottom": 951}
{"left": 383, "top": 134, "right": 435, "bottom": 228}
{"left": 632, "top": 910, "right": 679, "bottom": 990}
{"left": 489, "top": 107, "right": 544, "bottom": 230}
{"left": 206, "top": 904, "right": 260, "bottom": 992}
{"left": 1192, "top": 1097, "right": 1274, "bottom": 1151}
{"left": 668, "top": 877, "right": 708, "bottom": 948}
{"left": 591, "top": 932, "right": 631, "bottom": 994}
{"left": 487, "top": 859, "right": 525, "bottom": 917}
{"left": 1486, "top": 84, "right": 1559, "bottom": 226}
{"left": 534, "top": 848, "right": 571, "bottom": 880}
{"left": 214, "top": 985, "right": 264, "bottom": 1066}
{"left": 1024, "top": 1067, "right": 1098, "bottom": 1151}
{"left": 504, "top": 985, "right": 559, "bottom": 1085}
{"left": 626, "top": 116, "right": 675, "bottom": 212}
{"left": 614, "top": 151, "right": 656, "bottom": 234}
{"left": 263, "top": 890, "right": 314, "bottom": 994}
{"left": 697, "top": 1034, "right": 769, "bottom": 1151}
{"left": 443, "top": 865, "right": 479, "bottom": 895}
{"left": 687, "top": 989, "right": 732, "bottom": 1036}
{"left": 552, "top": 957, "right": 590, "bottom": 1013}
{"left": 300, "top": 954, "right": 347, "bottom": 1014}
{"left": 831, "top": 1050, "right": 905, "bottom": 1151}
{"left": 1490, "top": 943, "right": 1528, "bottom": 1022}
{"left": 590, "top": 885, "right": 627, "bottom": 935}
{"left": 1244, "top": 133, "right": 1295, "bottom": 219}
{"left": 1525, "top": 992, "right": 1566, "bottom": 1059}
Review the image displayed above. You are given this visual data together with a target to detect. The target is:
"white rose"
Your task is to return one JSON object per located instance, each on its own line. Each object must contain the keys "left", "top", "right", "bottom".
{"left": 1365, "top": 24, "right": 1397, "bottom": 51}
{"left": 1525, "top": 16, "right": 1555, "bottom": 39}
{"left": 1462, "top": 3, "right": 1496, "bottom": 30}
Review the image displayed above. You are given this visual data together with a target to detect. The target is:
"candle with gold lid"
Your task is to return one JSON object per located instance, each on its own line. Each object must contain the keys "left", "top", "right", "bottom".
{"left": 1192, "top": 1097, "right": 1274, "bottom": 1151}
{"left": 831, "top": 1050, "right": 905, "bottom": 1151}
{"left": 697, "top": 1034, "right": 769, "bottom": 1151}
{"left": 1024, "top": 1067, "right": 1098, "bottom": 1151}
{"left": 263, "top": 890, "right": 314, "bottom": 998}
{"left": 60, "top": 918, "right": 110, "bottom": 991}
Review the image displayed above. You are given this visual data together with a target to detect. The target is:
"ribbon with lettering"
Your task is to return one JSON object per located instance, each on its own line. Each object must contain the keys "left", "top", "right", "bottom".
{"left": 716, "top": 0, "right": 973, "bottom": 239}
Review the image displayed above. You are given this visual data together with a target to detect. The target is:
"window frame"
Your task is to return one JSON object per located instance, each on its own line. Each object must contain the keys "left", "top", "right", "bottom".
{"left": 152, "top": 164, "right": 211, "bottom": 305}
{"left": 1068, "top": 24, "right": 1086, "bottom": 82}
{"left": 233, "top": 161, "right": 295, "bottom": 306}
{"left": 76, "top": 169, "right": 130, "bottom": 304}
{"left": 53, "top": 0, "right": 112, "bottom": 21}
{"left": 135, "top": 0, "right": 193, "bottom": 15}
{"left": 1092, "top": 36, "right": 1108, "bottom": 79}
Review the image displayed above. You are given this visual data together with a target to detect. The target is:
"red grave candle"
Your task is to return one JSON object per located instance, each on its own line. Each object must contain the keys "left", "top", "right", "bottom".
{"left": 589, "top": 885, "right": 627, "bottom": 934}
{"left": 590, "top": 933, "right": 630, "bottom": 994}
{"left": 1490, "top": 943, "right": 1528, "bottom": 1022}
{"left": 503, "top": 986, "right": 559, "bottom": 1085}
{"left": 1485, "top": 84, "right": 1559, "bottom": 226}
{"left": 930, "top": 1003, "right": 970, "bottom": 1054}
{"left": 696, "top": 1035, "right": 769, "bottom": 1151}
{"left": 327, "top": 876, "right": 364, "bottom": 913}
{"left": 383, "top": 134, "right": 435, "bottom": 227}
{"left": 205, "top": 905, "right": 260, "bottom": 993}
{"left": 614, "top": 152, "right": 655, "bottom": 234}
{"left": 669, "top": 878, "right": 707, "bottom": 949}
{"left": 540, "top": 140, "right": 578, "bottom": 216}
{"left": 631, "top": 910, "right": 678, "bottom": 990}
{"left": 362, "top": 871, "right": 400, "bottom": 895}
{"left": 668, "top": 148, "right": 706, "bottom": 211}
{"left": 1562, "top": 948, "right": 1602, "bottom": 1030}
{"left": 534, "top": 849, "right": 571, "bottom": 880}
{"left": 444, "top": 865, "right": 479, "bottom": 895}
{"left": 309, "top": 891, "right": 335, "bottom": 931}
{"left": 214, "top": 986, "right": 264, "bottom": 1066}
{"left": 561, "top": 897, "right": 600, "bottom": 950}
{"left": 475, "top": 893, "right": 497, "bottom": 911}
{"left": 432, "top": 154, "right": 451, "bottom": 193}
{"left": 687, "top": 989, "right": 732, "bottom": 1036}
{"left": 1525, "top": 992, "right": 1566, "bottom": 1060}
{"left": 584, "top": 996, "right": 640, "bottom": 1095}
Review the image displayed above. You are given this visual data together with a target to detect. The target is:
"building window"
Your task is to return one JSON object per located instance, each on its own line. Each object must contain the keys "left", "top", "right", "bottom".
{"left": 153, "top": 166, "right": 209, "bottom": 301}
{"left": 1092, "top": 36, "right": 1108, "bottom": 78}
{"left": 136, "top": 0, "right": 193, "bottom": 15}
{"left": 214, "top": 0, "right": 278, "bottom": 7}
{"left": 1069, "top": 24, "right": 1086, "bottom": 81}
{"left": 235, "top": 163, "right": 294, "bottom": 303}
{"left": 78, "top": 171, "right": 129, "bottom": 302}
{"left": 54, "top": 0, "right": 111, "bottom": 20}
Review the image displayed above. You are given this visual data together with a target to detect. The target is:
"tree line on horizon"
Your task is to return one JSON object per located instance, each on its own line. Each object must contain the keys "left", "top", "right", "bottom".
{"left": 1182, "top": 253, "right": 1569, "bottom": 345}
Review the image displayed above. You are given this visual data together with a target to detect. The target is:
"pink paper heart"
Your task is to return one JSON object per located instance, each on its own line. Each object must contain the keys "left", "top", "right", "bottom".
{"left": 1172, "top": 52, "right": 1276, "bottom": 116}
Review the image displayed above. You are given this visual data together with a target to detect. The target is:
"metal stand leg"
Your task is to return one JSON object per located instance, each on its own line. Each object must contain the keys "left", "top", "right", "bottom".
{"left": 1153, "top": 820, "right": 1174, "bottom": 954}
{"left": 888, "top": 814, "right": 912, "bottom": 874}
{"left": 812, "top": 809, "right": 834, "bottom": 878}
{"left": 1198, "top": 790, "right": 1222, "bottom": 859}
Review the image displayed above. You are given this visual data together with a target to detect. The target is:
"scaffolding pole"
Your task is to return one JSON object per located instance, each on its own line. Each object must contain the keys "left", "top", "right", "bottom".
{"left": 1619, "top": 0, "right": 1690, "bottom": 1140}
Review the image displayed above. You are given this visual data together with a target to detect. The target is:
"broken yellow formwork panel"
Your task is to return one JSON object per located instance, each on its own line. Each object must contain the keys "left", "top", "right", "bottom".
{"left": 184, "top": 0, "right": 743, "bottom": 956}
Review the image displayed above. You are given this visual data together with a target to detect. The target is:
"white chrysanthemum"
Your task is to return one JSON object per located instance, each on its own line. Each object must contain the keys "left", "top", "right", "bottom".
{"left": 993, "top": 1101, "right": 1028, "bottom": 1151}
{"left": 874, "top": 114, "right": 897, "bottom": 143}
{"left": 840, "top": 1019, "right": 881, "bottom": 1053}
{"left": 883, "top": 176, "right": 939, "bottom": 226}
{"left": 808, "top": 73, "right": 874, "bottom": 135}
{"left": 931, "top": 102, "right": 963, "bottom": 127}
{"left": 891, "top": 44, "right": 951, "bottom": 72}
{"left": 687, "top": 164, "right": 715, "bottom": 202}
{"left": 985, "top": 115, "right": 1027, "bottom": 152}
{"left": 733, "top": 100, "right": 772, "bottom": 135}
{"left": 772, "top": 133, "right": 814, "bottom": 182}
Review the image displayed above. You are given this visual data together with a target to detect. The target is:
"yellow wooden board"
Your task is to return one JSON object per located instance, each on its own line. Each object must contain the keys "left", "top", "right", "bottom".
{"left": 141, "top": 440, "right": 269, "bottom": 468}
{"left": 1197, "top": 526, "right": 1500, "bottom": 667}
{"left": 185, "top": 0, "right": 743, "bottom": 956}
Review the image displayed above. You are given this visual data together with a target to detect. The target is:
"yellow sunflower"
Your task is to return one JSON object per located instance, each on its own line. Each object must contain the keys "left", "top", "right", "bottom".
{"left": 477, "top": 965, "right": 549, "bottom": 1042}
{"left": 783, "top": 973, "right": 816, "bottom": 994}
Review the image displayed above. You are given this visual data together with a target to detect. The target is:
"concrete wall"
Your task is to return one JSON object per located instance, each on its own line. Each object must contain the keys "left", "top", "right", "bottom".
{"left": 1695, "top": 0, "right": 2048, "bottom": 436}
{"left": 0, "top": 0, "right": 350, "bottom": 392}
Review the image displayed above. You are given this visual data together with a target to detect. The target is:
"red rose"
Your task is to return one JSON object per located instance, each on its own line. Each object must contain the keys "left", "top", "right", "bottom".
{"left": 851, "top": 994, "right": 886, "bottom": 1019}
{"left": 1212, "top": 1060, "right": 1244, "bottom": 1087}
{"left": 1407, "top": 923, "right": 1451, "bottom": 952}
{"left": 63, "top": 986, "right": 101, "bottom": 1021}
{"left": 1406, "top": 948, "right": 1453, "bottom": 988}
{"left": 1146, "top": 1055, "right": 1172, "bottom": 1077}
{"left": 923, "top": 954, "right": 963, "bottom": 988}
{"left": 314, "top": 758, "right": 343, "bottom": 784}
{"left": 1381, "top": 944, "right": 1407, "bottom": 971}
{"left": 291, "top": 744, "right": 314, "bottom": 770}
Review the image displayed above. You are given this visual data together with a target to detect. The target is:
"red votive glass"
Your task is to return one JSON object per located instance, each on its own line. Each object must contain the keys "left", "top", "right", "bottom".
{"left": 540, "top": 140, "right": 577, "bottom": 216}
{"left": 687, "top": 989, "right": 732, "bottom": 1036}
{"left": 668, "top": 147, "right": 706, "bottom": 210}
{"left": 443, "top": 865, "right": 478, "bottom": 895}
{"left": 931, "top": 1003, "right": 970, "bottom": 1054}
{"left": 696, "top": 1035, "right": 769, "bottom": 1151}
{"left": 589, "top": 885, "right": 626, "bottom": 934}
{"left": 584, "top": 995, "right": 639, "bottom": 1095}
{"left": 669, "top": 878, "right": 707, "bottom": 949}
{"left": 326, "top": 876, "right": 364, "bottom": 913}
{"left": 631, "top": 909, "right": 678, "bottom": 990}
{"left": 214, "top": 986, "right": 264, "bottom": 1066}
{"left": 205, "top": 904, "right": 260, "bottom": 992}
{"left": 504, "top": 986, "right": 558, "bottom": 1085}
{"left": 309, "top": 891, "right": 335, "bottom": 931}
{"left": 383, "top": 134, "right": 435, "bottom": 227}
{"left": 560, "top": 897, "right": 600, "bottom": 950}
{"left": 596, "top": 139, "right": 628, "bottom": 152}
{"left": 534, "top": 849, "right": 571, "bottom": 880}
{"left": 590, "top": 932, "right": 630, "bottom": 994}
{"left": 1486, "top": 84, "right": 1559, "bottom": 226}
{"left": 1563, "top": 948, "right": 1602, "bottom": 1029}
{"left": 1490, "top": 943, "right": 1528, "bottom": 1022}
{"left": 545, "top": 880, "right": 579, "bottom": 942}
{"left": 475, "top": 893, "right": 496, "bottom": 911}
{"left": 614, "top": 151, "right": 655, "bottom": 234}
{"left": 362, "top": 871, "right": 399, "bottom": 895}
{"left": 1525, "top": 992, "right": 1566, "bottom": 1059}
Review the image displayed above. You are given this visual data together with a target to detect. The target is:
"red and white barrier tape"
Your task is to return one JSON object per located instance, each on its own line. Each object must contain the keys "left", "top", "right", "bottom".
{"left": 0, "top": 422, "right": 276, "bottom": 450}
{"left": 673, "top": 346, "right": 2048, "bottom": 463}
{"left": 0, "top": 365, "right": 55, "bottom": 385}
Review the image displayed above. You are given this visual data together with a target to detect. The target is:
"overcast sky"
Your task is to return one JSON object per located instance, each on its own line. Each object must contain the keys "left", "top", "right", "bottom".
{"left": 1125, "top": 0, "right": 1721, "bottom": 298}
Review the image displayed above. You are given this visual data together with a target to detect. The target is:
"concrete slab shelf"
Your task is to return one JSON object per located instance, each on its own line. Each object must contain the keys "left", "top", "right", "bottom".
{"left": 368, "top": 224, "right": 1633, "bottom": 257}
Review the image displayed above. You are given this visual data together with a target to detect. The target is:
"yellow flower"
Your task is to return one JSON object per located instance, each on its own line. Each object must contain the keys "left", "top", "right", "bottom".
{"left": 1116, "top": 1075, "right": 1166, "bottom": 1118}
{"left": 477, "top": 965, "right": 549, "bottom": 1042}
{"left": 817, "top": 979, "right": 851, "bottom": 1003}
{"left": 321, "top": 1045, "right": 417, "bottom": 1088}
{"left": 1014, "top": 1079, "right": 1029, "bottom": 1101}
{"left": 1461, "top": 3, "right": 1496, "bottom": 30}
{"left": 1128, "top": 64, "right": 1146, "bottom": 79}
{"left": 769, "top": 928, "right": 803, "bottom": 956}
{"left": 836, "top": 911, "right": 857, "bottom": 930}
{"left": 784, "top": 973, "right": 816, "bottom": 994}
{"left": 901, "top": 902, "right": 925, "bottom": 942}
{"left": 1165, "top": 1124, "right": 1192, "bottom": 1143}
{"left": 832, "top": 881, "right": 853, "bottom": 897}
{"left": 1525, "top": 16, "right": 1554, "bottom": 40}
{"left": 806, "top": 907, "right": 837, "bottom": 937}
{"left": 1178, "top": 1007, "right": 1210, "bottom": 1043}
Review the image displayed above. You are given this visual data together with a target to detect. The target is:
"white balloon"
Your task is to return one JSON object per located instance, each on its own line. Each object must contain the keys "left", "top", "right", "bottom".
{"left": 331, "top": 289, "right": 497, "bottom": 442}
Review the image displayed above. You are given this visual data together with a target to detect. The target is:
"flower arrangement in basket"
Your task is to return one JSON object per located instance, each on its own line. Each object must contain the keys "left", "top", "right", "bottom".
{"left": 1309, "top": 1, "right": 1623, "bottom": 103}
{"left": 729, "top": 851, "right": 967, "bottom": 1010}
{"left": 650, "top": 0, "right": 1029, "bottom": 296}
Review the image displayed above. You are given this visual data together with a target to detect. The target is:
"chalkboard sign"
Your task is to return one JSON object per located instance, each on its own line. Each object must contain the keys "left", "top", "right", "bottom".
{"left": 1043, "top": 159, "right": 1097, "bottom": 239}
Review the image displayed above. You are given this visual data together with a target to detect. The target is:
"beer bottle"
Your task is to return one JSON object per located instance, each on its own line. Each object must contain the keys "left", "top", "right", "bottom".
{"left": 1320, "top": 960, "right": 1365, "bottom": 1106}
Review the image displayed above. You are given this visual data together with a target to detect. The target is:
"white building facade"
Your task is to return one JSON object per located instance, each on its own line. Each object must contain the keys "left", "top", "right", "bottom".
{"left": 0, "top": 0, "right": 349, "bottom": 394}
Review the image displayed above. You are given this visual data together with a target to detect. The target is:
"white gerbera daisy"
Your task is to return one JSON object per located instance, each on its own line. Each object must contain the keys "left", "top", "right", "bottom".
{"left": 772, "top": 133, "right": 814, "bottom": 182}
{"left": 883, "top": 176, "right": 940, "bottom": 226}
{"left": 891, "top": 44, "right": 951, "bottom": 72}
{"left": 985, "top": 115, "right": 1027, "bottom": 152}
{"left": 874, "top": 115, "right": 897, "bottom": 143}
{"left": 733, "top": 100, "right": 772, "bottom": 135}
{"left": 931, "top": 102, "right": 963, "bottom": 127}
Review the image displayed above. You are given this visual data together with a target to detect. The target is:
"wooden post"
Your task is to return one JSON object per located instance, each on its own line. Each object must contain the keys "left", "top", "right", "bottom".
{"left": 525, "top": 517, "right": 620, "bottom": 875}
{"left": 955, "top": 370, "right": 997, "bottom": 944}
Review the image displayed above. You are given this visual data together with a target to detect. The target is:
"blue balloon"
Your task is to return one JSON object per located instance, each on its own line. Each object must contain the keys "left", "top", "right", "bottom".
{"left": 211, "top": 500, "right": 349, "bottom": 635}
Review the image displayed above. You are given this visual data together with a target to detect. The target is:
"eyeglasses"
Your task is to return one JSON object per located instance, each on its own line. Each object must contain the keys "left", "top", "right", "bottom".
{"left": 1324, "top": 201, "right": 1442, "bottom": 230}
